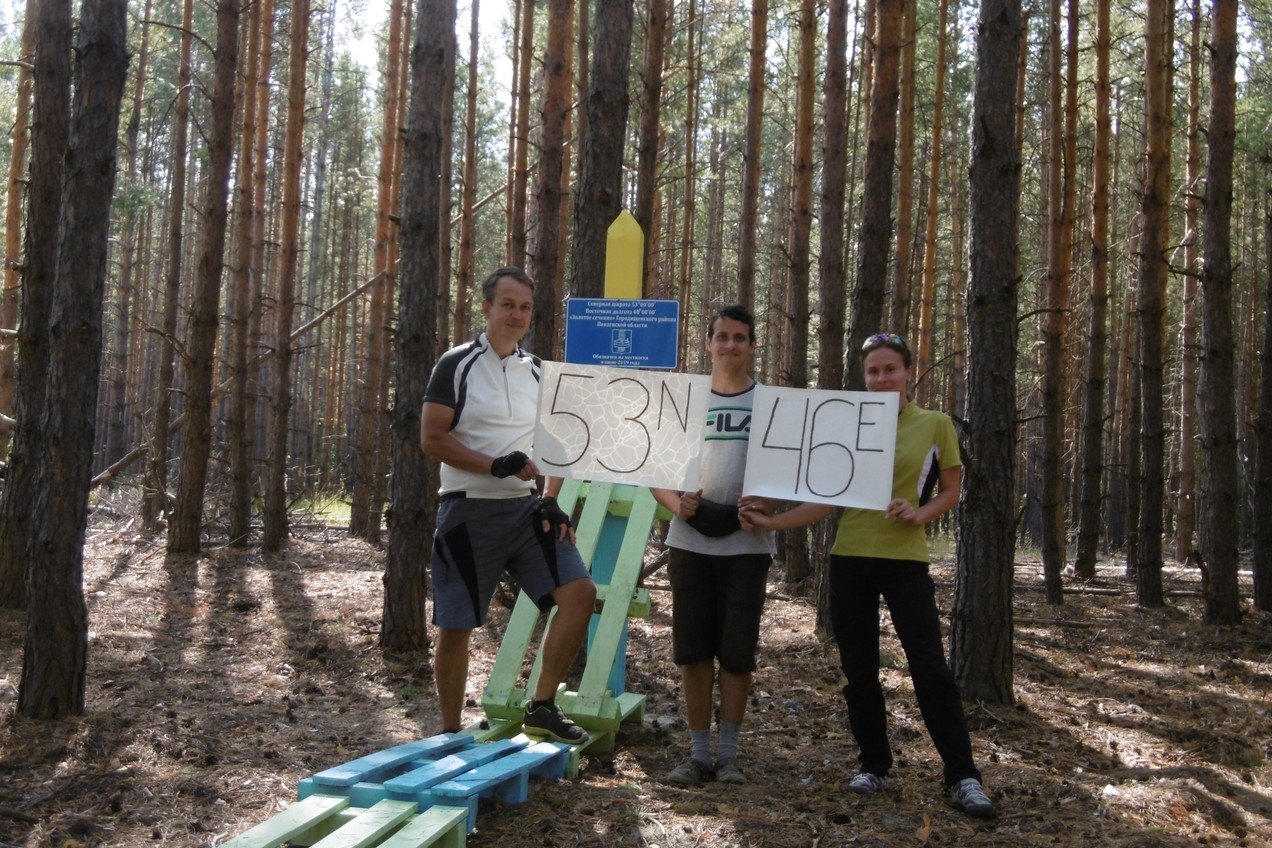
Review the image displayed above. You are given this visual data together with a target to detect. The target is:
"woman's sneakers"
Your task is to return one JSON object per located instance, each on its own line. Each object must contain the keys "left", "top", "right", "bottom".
{"left": 846, "top": 772, "right": 890, "bottom": 794}
{"left": 950, "top": 778, "right": 995, "bottom": 818}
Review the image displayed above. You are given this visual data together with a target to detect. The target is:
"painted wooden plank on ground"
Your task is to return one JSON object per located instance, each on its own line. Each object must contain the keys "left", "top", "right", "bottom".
{"left": 307, "top": 798, "right": 417, "bottom": 848}
{"left": 217, "top": 794, "right": 349, "bottom": 848}
{"left": 425, "top": 742, "right": 571, "bottom": 827}
{"left": 307, "top": 735, "right": 473, "bottom": 789}
{"left": 374, "top": 806, "right": 468, "bottom": 848}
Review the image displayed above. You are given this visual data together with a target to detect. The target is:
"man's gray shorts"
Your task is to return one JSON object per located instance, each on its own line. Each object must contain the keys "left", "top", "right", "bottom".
{"left": 430, "top": 494, "right": 590, "bottom": 629}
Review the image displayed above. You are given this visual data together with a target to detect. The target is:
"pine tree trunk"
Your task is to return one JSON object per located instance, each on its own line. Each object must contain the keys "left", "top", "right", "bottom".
{"left": 0, "top": 3, "right": 34, "bottom": 464}
{"left": 951, "top": 0, "right": 1021, "bottom": 706}
{"left": 0, "top": 0, "right": 41, "bottom": 610}
{"left": 1074, "top": 0, "right": 1112, "bottom": 580}
{"left": 350, "top": 0, "right": 405, "bottom": 541}
{"left": 263, "top": 0, "right": 310, "bottom": 551}
{"left": 818, "top": 0, "right": 847, "bottom": 394}
{"left": 1198, "top": 0, "right": 1241, "bottom": 625}
{"left": 384, "top": 0, "right": 455, "bottom": 653}
{"left": 889, "top": 0, "right": 917, "bottom": 338}
{"left": 782, "top": 0, "right": 815, "bottom": 591}
{"left": 0, "top": 0, "right": 70, "bottom": 609}
{"left": 1174, "top": 0, "right": 1202, "bottom": 563}
{"left": 736, "top": 0, "right": 767, "bottom": 309}
{"left": 454, "top": 0, "right": 481, "bottom": 344}
{"left": 19, "top": 0, "right": 128, "bottom": 719}
{"left": 915, "top": 0, "right": 949, "bottom": 410}
{"left": 101, "top": 0, "right": 152, "bottom": 474}
{"left": 1041, "top": 0, "right": 1076, "bottom": 603}
{"left": 634, "top": 0, "right": 667, "bottom": 296}
{"left": 142, "top": 0, "right": 195, "bottom": 531}
{"left": 527, "top": 0, "right": 572, "bottom": 353}
{"left": 675, "top": 0, "right": 698, "bottom": 366}
{"left": 1135, "top": 0, "right": 1173, "bottom": 607}
{"left": 227, "top": 0, "right": 269, "bottom": 546}
{"left": 571, "top": 0, "right": 634, "bottom": 299}
{"left": 1254, "top": 198, "right": 1272, "bottom": 613}
{"left": 168, "top": 0, "right": 241, "bottom": 554}
{"left": 846, "top": 0, "right": 902, "bottom": 391}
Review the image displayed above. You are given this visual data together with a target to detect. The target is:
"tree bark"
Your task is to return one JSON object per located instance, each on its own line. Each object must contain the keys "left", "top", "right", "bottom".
{"left": 889, "top": 0, "right": 917, "bottom": 338}
{"left": 1040, "top": 0, "right": 1076, "bottom": 604}
{"left": 633, "top": 0, "right": 668, "bottom": 296}
{"left": 508, "top": 0, "right": 535, "bottom": 266}
{"left": 384, "top": 0, "right": 455, "bottom": 653}
{"left": 454, "top": 0, "right": 481, "bottom": 344}
{"left": 1174, "top": 0, "right": 1202, "bottom": 563}
{"left": 226, "top": 0, "right": 269, "bottom": 545}
{"left": 915, "top": 0, "right": 949, "bottom": 409}
{"left": 1254, "top": 195, "right": 1272, "bottom": 613}
{"left": 527, "top": 0, "right": 573, "bottom": 353}
{"left": 142, "top": 0, "right": 195, "bottom": 531}
{"left": 1198, "top": 0, "right": 1241, "bottom": 625}
{"left": 100, "top": 0, "right": 152, "bottom": 474}
{"left": 674, "top": 0, "right": 697, "bottom": 366}
{"left": 951, "top": 0, "right": 1020, "bottom": 705}
{"left": 351, "top": 0, "right": 405, "bottom": 542}
{"left": 1074, "top": 0, "right": 1112, "bottom": 580}
{"left": 263, "top": 0, "right": 311, "bottom": 551}
{"left": 167, "top": 0, "right": 241, "bottom": 554}
{"left": 736, "top": 0, "right": 768, "bottom": 309}
{"left": 0, "top": 2, "right": 35, "bottom": 464}
{"left": 0, "top": 0, "right": 70, "bottom": 609}
{"left": 19, "top": 0, "right": 128, "bottom": 719}
{"left": 1135, "top": 0, "right": 1173, "bottom": 607}
{"left": 782, "top": 0, "right": 815, "bottom": 591}
{"left": 845, "top": 0, "right": 902, "bottom": 391}
{"left": 570, "top": 0, "right": 634, "bottom": 299}
{"left": 818, "top": 0, "right": 848, "bottom": 395}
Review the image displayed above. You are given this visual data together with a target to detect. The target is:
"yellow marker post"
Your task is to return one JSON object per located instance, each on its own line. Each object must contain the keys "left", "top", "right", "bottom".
{"left": 592, "top": 210, "right": 648, "bottom": 700}
{"left": 603, "top": 210, "right": 644, "bottom": 299}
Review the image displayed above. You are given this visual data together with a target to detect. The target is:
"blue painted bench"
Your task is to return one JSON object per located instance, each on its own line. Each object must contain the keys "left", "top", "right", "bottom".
{"left": 220, "top": 733, "right": 573, "bottom": 845}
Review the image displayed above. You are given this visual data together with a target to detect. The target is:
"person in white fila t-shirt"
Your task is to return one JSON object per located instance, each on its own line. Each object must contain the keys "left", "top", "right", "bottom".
{"left": 420, "top": 267, "right": 595, "bottom": 744}
{"left": 651, "top": 304, "right": 776, "bottom": 787}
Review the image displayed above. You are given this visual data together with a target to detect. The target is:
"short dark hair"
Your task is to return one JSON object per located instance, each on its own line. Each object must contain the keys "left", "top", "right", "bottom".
{"left": 481, "top": 266, "right": 535, "bottom": 303}
{"left": 861, "top": 333, "right": 912, "bottom": 368}
{"left": 707, "top": 304, "right": 756, "bottom": 343}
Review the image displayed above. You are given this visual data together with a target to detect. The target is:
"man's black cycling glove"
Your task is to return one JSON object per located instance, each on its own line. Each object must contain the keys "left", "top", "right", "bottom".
{"left": 491, "top": 451, "right": 529, "bottom": 479}
{"left": 536, "top": 495, "right": 573, "bottom": 536}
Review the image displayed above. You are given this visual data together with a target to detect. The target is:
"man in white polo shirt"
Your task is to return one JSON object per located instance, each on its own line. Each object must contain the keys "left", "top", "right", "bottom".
{"left": 421, "top": 267, "right": 595, "bottom": 743}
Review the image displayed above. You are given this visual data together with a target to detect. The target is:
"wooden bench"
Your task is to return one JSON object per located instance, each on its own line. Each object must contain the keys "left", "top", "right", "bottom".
{"left": 478, "top": 480, "right": 668, "bottom": 755}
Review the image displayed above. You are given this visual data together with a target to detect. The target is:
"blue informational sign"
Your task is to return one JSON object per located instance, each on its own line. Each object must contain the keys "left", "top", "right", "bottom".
{"left": 564, "top": 298, "right": 680, "bottom": 369}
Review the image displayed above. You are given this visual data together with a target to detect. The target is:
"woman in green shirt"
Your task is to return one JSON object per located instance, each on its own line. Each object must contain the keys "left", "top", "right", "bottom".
{"left": 742, "top": 333, "right": 993, "bottom": 818}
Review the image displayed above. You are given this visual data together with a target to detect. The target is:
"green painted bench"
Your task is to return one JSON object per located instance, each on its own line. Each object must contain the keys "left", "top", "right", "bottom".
{"left": 217, "top": 795, "right": 467, "bottom": 848}
{"left": 477, "top": 480, "right": 668, "bottom": 755}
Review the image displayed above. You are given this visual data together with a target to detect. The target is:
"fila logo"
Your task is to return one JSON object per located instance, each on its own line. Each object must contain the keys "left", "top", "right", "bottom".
{"left": 706, "top": 407, "right": 751, "bottom": 437}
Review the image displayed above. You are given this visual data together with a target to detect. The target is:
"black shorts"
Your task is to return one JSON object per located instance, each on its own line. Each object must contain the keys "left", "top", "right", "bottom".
{"left": 667, "top": 548, "right": 772, "bottom": 674}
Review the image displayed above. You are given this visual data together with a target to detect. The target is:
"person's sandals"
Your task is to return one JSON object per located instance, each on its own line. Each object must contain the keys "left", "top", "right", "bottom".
{"left": 522, "top": 702, "right": 589, "bottom": 744}
{"left": 665, "top": 757, "right": 714, "bottom": 786}
{"left": 846, "top": 772, "right": 890, "bottom": 794}
{"left": 949, "top": 778, "right": 995, "bottom": 818}
{"left": 714, "top": 758, "right": 746, "bottom": 784}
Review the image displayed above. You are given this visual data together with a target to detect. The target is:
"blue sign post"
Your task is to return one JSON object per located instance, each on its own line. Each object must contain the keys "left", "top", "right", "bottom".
{"left": 564, "top": 298, "right": 680, "bottom": 370}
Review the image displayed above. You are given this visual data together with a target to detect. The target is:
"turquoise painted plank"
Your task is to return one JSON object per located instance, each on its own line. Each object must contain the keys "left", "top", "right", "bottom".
{"left": 218, "top": 794, "right": 350, "bottom": 848}
{"left": 310, "top": 736, "right": 473, "bottom": 788}
{"left": 578, "top": 488, "right": 659, "bottom": 713}
{"left": 426, "top": 742, "right": 567, "bottom": 812}
{"left": 383, "top": 739, "right": 526, "bottom": 797}
{"left": 308, "top": 799, "right": 416, "bottom": 848}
